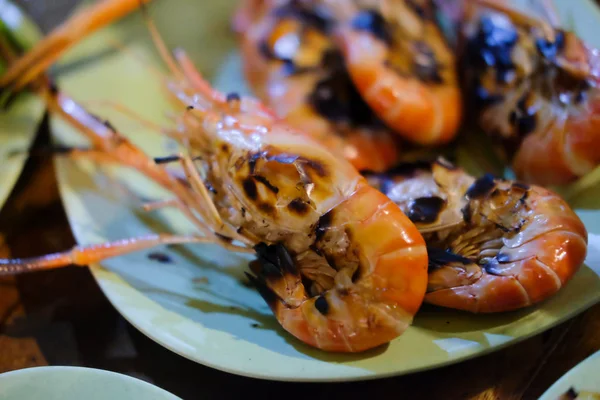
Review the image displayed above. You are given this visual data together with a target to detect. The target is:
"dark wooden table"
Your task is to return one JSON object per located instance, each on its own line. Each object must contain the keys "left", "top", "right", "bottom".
{"left": 1, "top": 2, "right": 600, "bottom": 399}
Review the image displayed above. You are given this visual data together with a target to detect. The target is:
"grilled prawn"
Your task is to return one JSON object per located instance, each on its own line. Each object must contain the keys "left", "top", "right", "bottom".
{"left": 332, "top": 0, "right": 463, "bottom": 146}
{"left": 460, "top": 0, "right": 600, "bottom": 186}
{"left": 0, "top": 0, "right": 429, "bottom": 352}
{"left": 366, "top": 158, "right": 588, "bottom": 313}
{"left": 236, "top": 0, "right": 402, "bottom": 172}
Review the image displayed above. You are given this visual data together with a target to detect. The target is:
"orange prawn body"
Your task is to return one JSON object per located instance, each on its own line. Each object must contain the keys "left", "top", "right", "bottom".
{"left": 461, "top": 0, "right": 600, "bottom": 186}
{"left": 236, "top": 0, "right": 402, "bottom": 173}
{"left": 366, "top": 159, "right": 588, "bottom": 313}
{"left": 0, "top": 0, "right": 429, "bottom": 352}
{"left": 334, "top": 0, "right": 463, "bottom": 146}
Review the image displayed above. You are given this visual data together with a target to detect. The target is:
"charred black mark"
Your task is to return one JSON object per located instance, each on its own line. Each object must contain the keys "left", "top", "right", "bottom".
{"left": 154, "top": 155, "right": 181, "bottom": 164}
{"left": 412, "top": 41, "right": 443, "bottom": 83}
{"left": 510, "top": 94, "right": 537, "bottom": 137}
{"left": 260, "top": 3, "right": 333, "bottom": 77}
{"left": 511, "top": 182, "right": 529, "bottom": 204}
{"left": 465, "top": 173, "right": 496, "bottom": 199}
{"left": 259, "top": 40, "right": 275, "bottom": 60}
{"left": 511, "top": 182, "right": 530, "bottom": 190}
{"left": 220, "top": 143, "right": 229, "bottom": 153}
{"left": 205, "top": 181, "right": 217, "bottom": 195}
{"left": 494, "top": 222, "right": 511, "bottom": 233}
{"left": 261, "top": 260, "right": 282, "bottom": 277}
{"left": 215, "top": 233, "right": 233, "bottom": 244}
{"left": 427, "top": 247, "right": 473, "bottom": 272}
{"left": 536, "top": 31, "right": 564, "bottom": 62}
{"left": 244, "top": 272, "right": 276, "bottom": 306}
{"left": 483, "top": 259, "right": 504, "bottom": 275}
{"left": 241, "top": 207, "right": 246, "bottom": 218}
{"left": 254, "top": 242, "right": 297, "bottom": 276}
{"left": 352, "top": 266, "right": 361, "bottom": 283}
{"left": 287, "top": 198, "right": 310, "bottom": 215}
{"left": 234, "top": 156, "right": 245, "bottom": 171}
{"left": 186, "top": 105, "right": 194, "bottom": 110}
{"left": 103, "top": 120, "right": 117, "bottom": 132}
{"left": 242, "top": 177, "right": 258, "bottom": 201}
{"left": 305, "top": 159, "right": 327, "bottom": 178}
{"left": 465, "top": 14, "right": 519, "bottom": 109}
{"left": 308, "top": 50, "right": 384, "bottom": 128}
{"left": 226, "top": 92, "right": 240, "bottom": 103}
{"left": 407, "top": 197, "right": 446, "bottom": 224}
{"left": 253, "top": 175, "right": 279, "bottom": 194}
{"left": 351, "top": 9, "right": 391, "bottom": 44}
{"left": 147, "top": 252, "right": 173, "bottom": 264}
{"left": 267, "top": 151, "right": 328, "bottom": 179}
{"left": 259, "top": 203, "right": 275, "bottom": 214}
{"left": 473, "top": 85, "right": 504, "bottom": 107}
{"left": 248, "top": 151, "right": 264, "bottom": 175}
{"left": 496, "top": 253, "right": 510, "bottom": 263}
{"left": 48, "top": 80, "right": 59, "bottom": 95}
{"left": 461, "top": 203, "right": 473, "bottom": 224}
{"left": 315, "top": 211, "right": 333, "bottom": 241}
{"left": 574, "top": 79, "right": 591, "bottom": 104}
{"left": 309, "top": 244, "right": 323, "bottom": 257}
{"left": 254, "top": 244, "right": 283, "bottom": 278}
{"left": 272, "top": 2, "right": 332, "bottom": 33}
{"left": 406, "top": 0, "right": 428, "bottom": 18}
{"left": 276, "top": 244, "right": 298, "bottom": 275}
{"left": 365, "top": 161, "right": 432, "bottom": 194}
{"left": 564, "top": 388, "right": 579, "bottom": 400}
{"left": 314, "top": 295, "right": 329, "bottom": 315}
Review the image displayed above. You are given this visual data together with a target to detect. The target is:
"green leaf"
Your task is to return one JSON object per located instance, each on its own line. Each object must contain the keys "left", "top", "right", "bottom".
{"left": 0, "top": 0, "right": 46, "bottom": 211}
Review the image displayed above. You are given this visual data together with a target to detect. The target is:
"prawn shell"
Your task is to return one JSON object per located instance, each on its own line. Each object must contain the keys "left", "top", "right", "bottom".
{"left": 425, "top": 184, "right": 588, "bottom": 313}
{"left": 270, "top": 184, "right": 428, "bottom": 352}
{"left": 336, "top": 17, "right": 462, "bottom": 145}
{"left": 238, "top": 3, "right": 403, "bottom": 173}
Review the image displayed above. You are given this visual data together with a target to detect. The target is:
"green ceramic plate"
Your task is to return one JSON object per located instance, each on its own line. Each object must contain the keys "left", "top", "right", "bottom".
{"left": 539, "top": 350, "right": 600, "bottom": 400}
{"left": 0, "top": 0, "right": 45, "bottom": 212}
{"left": 46, "top": 0, "right": 600, "bottom": 382}
{"left": 0, "top": 366, "right": 181, "bottom": 400}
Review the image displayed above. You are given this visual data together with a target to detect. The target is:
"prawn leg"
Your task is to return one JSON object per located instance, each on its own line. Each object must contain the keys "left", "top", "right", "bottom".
{"left": 0, "top": 0, "right": 152, "bottom": 92}
{"left": 0, "top": 234, "right": 212, "bottom": 276}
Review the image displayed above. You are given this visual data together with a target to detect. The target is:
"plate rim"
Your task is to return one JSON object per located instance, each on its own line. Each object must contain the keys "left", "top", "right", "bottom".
{"left": 84, "top": 262, "right": 600, "bottom": 382}
{"left": 0, "top": 365, "right": 181, "bottom": 399}
{"left": 538, "top": 349, "right": 600, "bottom": 400}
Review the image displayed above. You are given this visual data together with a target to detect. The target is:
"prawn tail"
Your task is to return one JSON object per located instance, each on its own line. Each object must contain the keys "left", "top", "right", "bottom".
{"left": 0, "top": 0, "right": 153, "bottom": 93}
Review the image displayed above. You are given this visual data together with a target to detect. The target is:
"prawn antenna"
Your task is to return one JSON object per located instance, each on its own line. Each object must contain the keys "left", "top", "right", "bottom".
{"left": 137, "top": 0, "right": 184, "bottom": 79}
